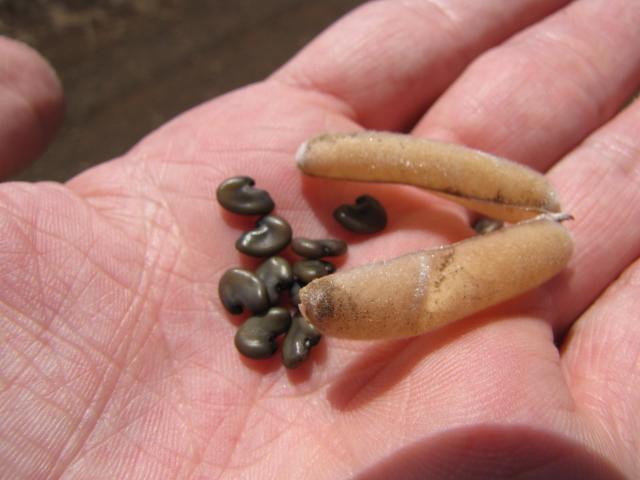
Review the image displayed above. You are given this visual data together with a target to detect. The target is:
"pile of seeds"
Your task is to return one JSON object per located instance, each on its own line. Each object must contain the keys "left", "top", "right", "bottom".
{"left": 216, "top": 175, "right": 386, "bottom": 369}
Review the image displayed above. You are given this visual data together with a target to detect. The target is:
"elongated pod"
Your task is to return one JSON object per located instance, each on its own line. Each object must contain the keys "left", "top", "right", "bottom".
{"left": 299, "top": 215, "right": 573, "bottom": 340}
{"left": 296, "top": 132, "right": 561, "bottom": 223}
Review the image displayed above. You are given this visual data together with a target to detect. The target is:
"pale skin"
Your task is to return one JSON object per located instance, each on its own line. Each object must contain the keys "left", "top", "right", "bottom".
{"left": 1, "top": 1, "right": 640, "bottom": 479}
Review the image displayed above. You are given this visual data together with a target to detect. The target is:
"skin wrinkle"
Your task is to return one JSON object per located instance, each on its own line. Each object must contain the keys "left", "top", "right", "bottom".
{"left": 221, "top": 406, "right": 291, "bottom": 471}
{"left": 116, "top": 264, "right": 236, "bottom": 478}
{"left": 399, "top": 0, "right": 460, "bottom": 47}
{"left": 70, "top": 382, "right": 170, "bottom": 476}
{"left": 529, "top": 39, "right": 606, "bottom": 126}
{"left": 4, "top": 316, "right": 117, "bottom": 405}
{"left": 0, "top": 270, "right": 129, "bottom": 432}
{"left": 47, "top": 199, "right": 170, "bottom": 476}
{"left": 268, "top": 78, "right": 359, "bottom": 125}
{"left": 119, "top": 395, "right": 186, "bottom": 466}
{"left": 582, "top": 134, "right": 640, "bottom": 181}
{"left": 155, "top": 277, "right": 204, "bottom": 477}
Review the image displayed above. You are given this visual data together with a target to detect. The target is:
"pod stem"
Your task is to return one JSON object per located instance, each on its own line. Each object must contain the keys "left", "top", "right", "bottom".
{"left": 540, "top": 212, "right": 574, "bottom": 223}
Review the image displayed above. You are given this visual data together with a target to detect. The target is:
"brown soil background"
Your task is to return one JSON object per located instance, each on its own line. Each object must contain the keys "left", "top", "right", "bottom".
{"left": 1, "top": 0, "right": 367, "bottom": 181}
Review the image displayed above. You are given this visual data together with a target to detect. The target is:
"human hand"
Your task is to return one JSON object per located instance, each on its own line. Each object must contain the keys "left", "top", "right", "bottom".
{"left": 1, "top": 1, "right": 639, "bottom": 478}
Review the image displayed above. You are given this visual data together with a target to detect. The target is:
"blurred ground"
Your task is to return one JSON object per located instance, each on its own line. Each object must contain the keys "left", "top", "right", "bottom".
{"left": 0, "top": 0, "right": 367, "bottom": 181}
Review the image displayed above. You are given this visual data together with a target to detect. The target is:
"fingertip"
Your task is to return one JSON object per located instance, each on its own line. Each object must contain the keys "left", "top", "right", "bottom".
{"left": 0, "top": 36, "right": 64, "bottom": 179}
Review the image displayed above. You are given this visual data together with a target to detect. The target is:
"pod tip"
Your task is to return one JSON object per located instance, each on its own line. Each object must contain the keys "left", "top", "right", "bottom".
{"left": 545, "top": 212, "right": 574, "bottom": 223}
{"left": 295, "top": 140, "right": 309, "bottom": 168}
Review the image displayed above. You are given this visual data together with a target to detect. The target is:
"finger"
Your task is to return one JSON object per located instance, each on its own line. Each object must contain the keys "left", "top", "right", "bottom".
{"left": 274, "top": 0, "right": 571, "bottom": 131}
{"left": 414, "top": 0, "right": 640, "bottom": 171}
{"left": 546, "top": 98, "right": 640, "bottom": 330}
{"left": 561, "top": 257, "right": 640, "bottom": 475}
{"left": 0, "top": 37, "right": 63, "bottom": 179}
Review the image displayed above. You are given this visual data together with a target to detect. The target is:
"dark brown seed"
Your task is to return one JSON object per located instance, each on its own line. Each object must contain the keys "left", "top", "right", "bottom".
{"left": 255, "top": 256, "right": 294, "bottom": 305}
{"left": 293, "top": 260, "right": 335, "bottom": 285}
{"left": 235, "top": 307, "right": 292, "bottom": 359}
{"left": 289, "top": 282, "right": 302, "bottom": 306}
{"left": 236, "top": 215, "right": 292, "bottom": 257}
{"left": 472, "top": 217, "right": 504, "bottom": 235}
{"left": 282, "top": 312, "right": 322, "bottom": 369}
{"left": 216, "top": 176, "right": 274, "bottom": 215}
{"left": 333, "top": 195, "right": 387, "bottom": 234}
{"left": 291, "top": 237, "right": 347, "bottom": 259}
{"left": 218, "top": 268, "right": 269, "bottom": 315}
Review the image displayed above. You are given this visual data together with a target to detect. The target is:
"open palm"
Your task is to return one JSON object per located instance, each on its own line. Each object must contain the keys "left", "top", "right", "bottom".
{"left": 2, "top": 1, "right": 640, "bottom": 478}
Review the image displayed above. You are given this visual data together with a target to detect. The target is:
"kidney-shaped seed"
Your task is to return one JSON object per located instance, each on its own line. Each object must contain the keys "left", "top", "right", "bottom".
{"left": 235, "top": 307, "right": 292, "bottom": 359}
{"left": 291, "top": 237, "right": 347, "bottom": 259}
{"left": 282, "top": 312, "right": 322, "bottom": 369}
{"left": 218, "top": 268, "right": 269, "bottom": 315}
{"left": 293, "top": 260, "right": 335, "bottom": 285}
{"left": 216, "top": 176, "right": 274, "bottom": 215}
{"left": 333, "top": 195, "right": 387, "bottom": 234}
{"left": 255, "top": 256, "right": 294, "bottom": 305}
{"left": 236, "top": 215, "right": 292, "bottom": 257}
{"left": 289, "top": 282, "right": 302, "bottom": 306}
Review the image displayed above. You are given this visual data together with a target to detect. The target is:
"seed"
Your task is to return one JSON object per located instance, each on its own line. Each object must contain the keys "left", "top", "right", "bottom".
{"left": 293, "top": 259, "right": 335, "bottom": 285}
{"left": 236, "top": 215, "right": 292, "bottom": 257}
{"left": 282, "top": 311, "right": 322, "bottom": 369}
{"left": 218, "top": 268, "right": 269, "bottom": 315}
{"left": 234, "top": 307, "right": 292, "bottom": 359}
{"left": 296, "top": 132, "right": 561, "bottom": 223}
{"left": 291, "top": 237, "right": 347, "bottom": 259}
{"left": 216, "top": 176, "right": 274, "bottom": 215}
{"left": 255, "top": 256, "right": 294, "bottom": 305}
{"left": 289, "top": 282, "right": 302, "bottom": 306}
{"left": 333, "top": 195, "right": 387, "bottom": 234}
{"left": 299, "top": 214, "right": 574, "bottom": 340}
{"left": 473, "top": 218, "right": 504, "bottom": 235}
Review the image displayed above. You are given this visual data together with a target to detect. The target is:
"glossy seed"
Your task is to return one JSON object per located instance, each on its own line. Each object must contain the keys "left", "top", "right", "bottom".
{"left": 289, "top": 282, "right": 302, "bottom": 306}
{"left": 218, "top": 268, "right": 269, "bottom": 315}
{"left": 473, "top": 217, "right": 504, "bottom": 235}
{"left": 255, "top": 256, "right": 294, "bottom": 305}
{"left": 282, "top": 311, "right": 322, "bottom": 369}
{"left": 293, "top": 260, "right": 335, "bottom": 285}
{"left": 236, "top": 215, "right": 292, "bottom": 257}
{"left": 291, "top": 237, "right": 347, "bottom": 259}
{"left": 235, "top": 307, "right": 292, "bottom": 359}
{"left": 216, "top": 176, "right": 274, "bottom": 215}
{"left": 333, "top": 195, "right": 387, "bottom": 234}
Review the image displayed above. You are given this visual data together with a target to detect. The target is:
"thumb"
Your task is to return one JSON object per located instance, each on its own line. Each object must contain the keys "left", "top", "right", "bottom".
{"left": 0, "top": 36, "right": 63, "bottom": 179}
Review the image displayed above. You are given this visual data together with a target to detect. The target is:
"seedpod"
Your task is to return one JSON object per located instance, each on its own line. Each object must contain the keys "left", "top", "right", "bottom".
{"left": 299, "top": 215, "right": 574, "bottom": 340}
{"left": 296, "top": 132, "right": 562, "bottom": 223}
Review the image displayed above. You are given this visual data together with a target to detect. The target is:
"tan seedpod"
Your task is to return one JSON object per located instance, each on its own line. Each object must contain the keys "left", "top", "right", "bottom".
{"left": 296, "top": 132, "right": 561, "bottom": 223}
{"left": 299, "top": 216, "right": 573, "bottom": 340}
